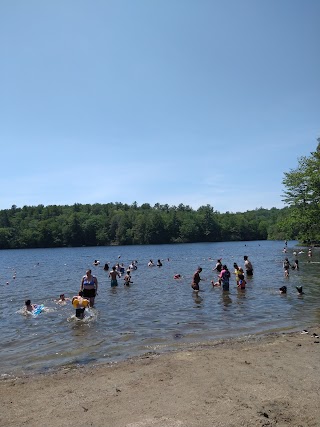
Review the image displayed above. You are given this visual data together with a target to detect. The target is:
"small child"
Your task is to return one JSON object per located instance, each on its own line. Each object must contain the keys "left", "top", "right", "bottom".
{"left": 237, "top": 270, "right": 247, "bottom": 290}
{"left": 72, "top": 291, "right": 89, "bottom": 319}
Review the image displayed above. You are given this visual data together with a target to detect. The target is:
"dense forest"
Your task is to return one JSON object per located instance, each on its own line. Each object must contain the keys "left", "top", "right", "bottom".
{"left": 0, "top": 202, "right": 292, "bottom": 249}
{"left": 0, "top": 140, "right": 318, "bottom": 249}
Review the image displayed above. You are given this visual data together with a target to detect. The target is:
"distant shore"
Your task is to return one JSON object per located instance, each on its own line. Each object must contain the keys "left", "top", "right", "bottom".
{"left": 1, "top": 328, "right": 320, "bottom": 427}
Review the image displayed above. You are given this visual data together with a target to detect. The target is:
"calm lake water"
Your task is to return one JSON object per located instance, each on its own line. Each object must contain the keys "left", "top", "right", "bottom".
{"left": 1, "top": 240, "right": 319, "bottom": 377}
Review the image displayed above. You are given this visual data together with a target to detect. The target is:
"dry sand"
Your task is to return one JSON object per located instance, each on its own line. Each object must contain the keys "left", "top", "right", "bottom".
{"left": 1, "top": 329, "right": 320, "bottom": 427}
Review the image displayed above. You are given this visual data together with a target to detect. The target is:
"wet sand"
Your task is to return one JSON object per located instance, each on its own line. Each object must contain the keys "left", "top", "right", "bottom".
{"left": 1, "top": 328, "right": 320, "bottom": 427}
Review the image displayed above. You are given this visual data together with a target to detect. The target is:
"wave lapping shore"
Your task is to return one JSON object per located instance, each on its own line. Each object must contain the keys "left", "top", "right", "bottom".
{"left": 1, "top": 329, "right": 320, "bottom": 427}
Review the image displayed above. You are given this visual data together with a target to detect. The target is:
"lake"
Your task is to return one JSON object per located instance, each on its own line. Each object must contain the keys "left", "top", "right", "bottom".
{"left": 1, "top": 240, "right": 319, "bottom": 377}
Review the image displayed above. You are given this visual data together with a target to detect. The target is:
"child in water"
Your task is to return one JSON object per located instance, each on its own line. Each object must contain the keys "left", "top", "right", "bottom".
{"left": 237, "top": 268, "right": 246, "bottom": 290}
{"left": 72, "top": 291, "right": 89, "bottom": 319}
{"left": 25, "top": 299, "right": 35, "bottom": 312}
{"left": 123, "top": 270, "right": 133, "bottom": 286}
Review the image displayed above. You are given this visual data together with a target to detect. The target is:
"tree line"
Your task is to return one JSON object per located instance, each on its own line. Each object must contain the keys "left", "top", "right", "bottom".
{"left": 1, "top": 138, "right": 318, "bottom": 249}
{"left": 0, "top": 202, "right": 290, "bottom": 249}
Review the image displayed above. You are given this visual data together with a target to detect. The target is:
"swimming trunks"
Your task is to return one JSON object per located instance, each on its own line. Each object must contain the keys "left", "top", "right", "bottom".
{"left": 111, "top": 279, "right": 118, "bottom": 287}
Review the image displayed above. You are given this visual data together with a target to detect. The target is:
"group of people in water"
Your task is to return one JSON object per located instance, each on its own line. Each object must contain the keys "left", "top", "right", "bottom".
{"left": 24, "top": 244, "right": 312, "bottom": 318}
{"left": 191, "top": 255, "right": 253, "bottom": 292}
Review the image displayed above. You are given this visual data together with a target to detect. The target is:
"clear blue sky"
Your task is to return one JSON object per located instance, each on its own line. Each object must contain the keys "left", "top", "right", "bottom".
{"left": 1, "top": 0, "right": 319, "bottom": 213}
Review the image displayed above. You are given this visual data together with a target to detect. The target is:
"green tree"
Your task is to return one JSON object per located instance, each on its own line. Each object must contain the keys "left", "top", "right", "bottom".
{"left": 282, "top": 139, "right": 320, "bottom": 243}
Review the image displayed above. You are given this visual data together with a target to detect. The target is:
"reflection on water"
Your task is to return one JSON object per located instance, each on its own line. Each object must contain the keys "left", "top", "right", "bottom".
{"left": 0, "top": 240, "right": 319, "bottom": 376}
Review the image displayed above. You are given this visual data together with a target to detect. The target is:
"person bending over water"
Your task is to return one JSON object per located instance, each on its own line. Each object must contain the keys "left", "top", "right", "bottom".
{"left": 80, "top": 269, "right": 98, "bottom": 307}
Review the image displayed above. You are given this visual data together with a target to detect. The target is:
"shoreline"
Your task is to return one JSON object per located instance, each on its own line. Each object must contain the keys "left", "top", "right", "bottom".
{"left": 1, "top": 327, "right": 320, "bottom": 427}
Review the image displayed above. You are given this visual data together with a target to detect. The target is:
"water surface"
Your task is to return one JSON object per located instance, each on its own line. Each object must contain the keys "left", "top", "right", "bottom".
{"left": 1, "top": 240, "right": 319, "bottom": 377}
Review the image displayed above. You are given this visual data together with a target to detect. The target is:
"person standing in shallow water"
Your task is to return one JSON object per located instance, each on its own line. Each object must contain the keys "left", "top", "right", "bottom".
{"left": 191, "top": 267, "right": 202, "bottom": 291}
{"left": 80, "top": 269, "right": 98, "bottom": 307}
{"left": 244, "top": 256, "right": 253, "bottom": 276}
{"left": 109, "top": 265, "right": 120, "bottom": 287}
{"left": 219, "top": 265, "right": 230, "bottom": 291}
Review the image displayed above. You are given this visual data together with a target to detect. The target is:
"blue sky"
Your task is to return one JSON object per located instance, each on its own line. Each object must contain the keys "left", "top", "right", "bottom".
{"left": 1, "top": 0, "right": 319, "bottom": 213}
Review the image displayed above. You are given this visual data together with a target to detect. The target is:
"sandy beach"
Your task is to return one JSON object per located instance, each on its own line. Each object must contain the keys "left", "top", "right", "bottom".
{"left": 1, "top": 329, "right": 320, "bottom": 427}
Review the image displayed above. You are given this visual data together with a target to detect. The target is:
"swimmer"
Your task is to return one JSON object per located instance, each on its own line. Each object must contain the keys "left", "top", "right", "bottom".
{"left": 148, "top": 259, "right": 155, "bottom": 267}
{"left": 296, "top": 286, "right": 304, "bottom": 295}
{"left": 25, "top": 299, "right": 35, "bottom": 312}
{"left": 93, "top": 260, "right": 100, "bottom": 266}
{"left": 279, "top": 286, "right": 287, "bottom": 294}
{"left": 174, "top": 274, "right": 182, "bottom": 280}
{"left": 211, "top": 278, "right": 222, "bottom": 287}
{"left": 56, "top": 294, "right": 70, "bottom": 304}
{"left": 103, "top": 263, "right": 109, "bottom": 271}
{"left": 157, "top": 259, "right": 163, "bottom": 267}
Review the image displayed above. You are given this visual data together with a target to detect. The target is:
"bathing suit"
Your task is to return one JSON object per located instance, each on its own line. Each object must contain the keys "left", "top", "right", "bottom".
{"left": 82, "top": 288, "right": 96, "bottom": 298}
{"left": 111, "top": 279, "right": 118, "bottom": 287}
{"left": 82, "top": 275, "right": 97, "bottom": 297}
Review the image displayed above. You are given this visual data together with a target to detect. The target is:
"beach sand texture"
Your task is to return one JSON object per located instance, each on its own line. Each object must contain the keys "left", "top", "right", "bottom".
{"left": 1, "top": 330, "right": 320, "bottom": 427}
